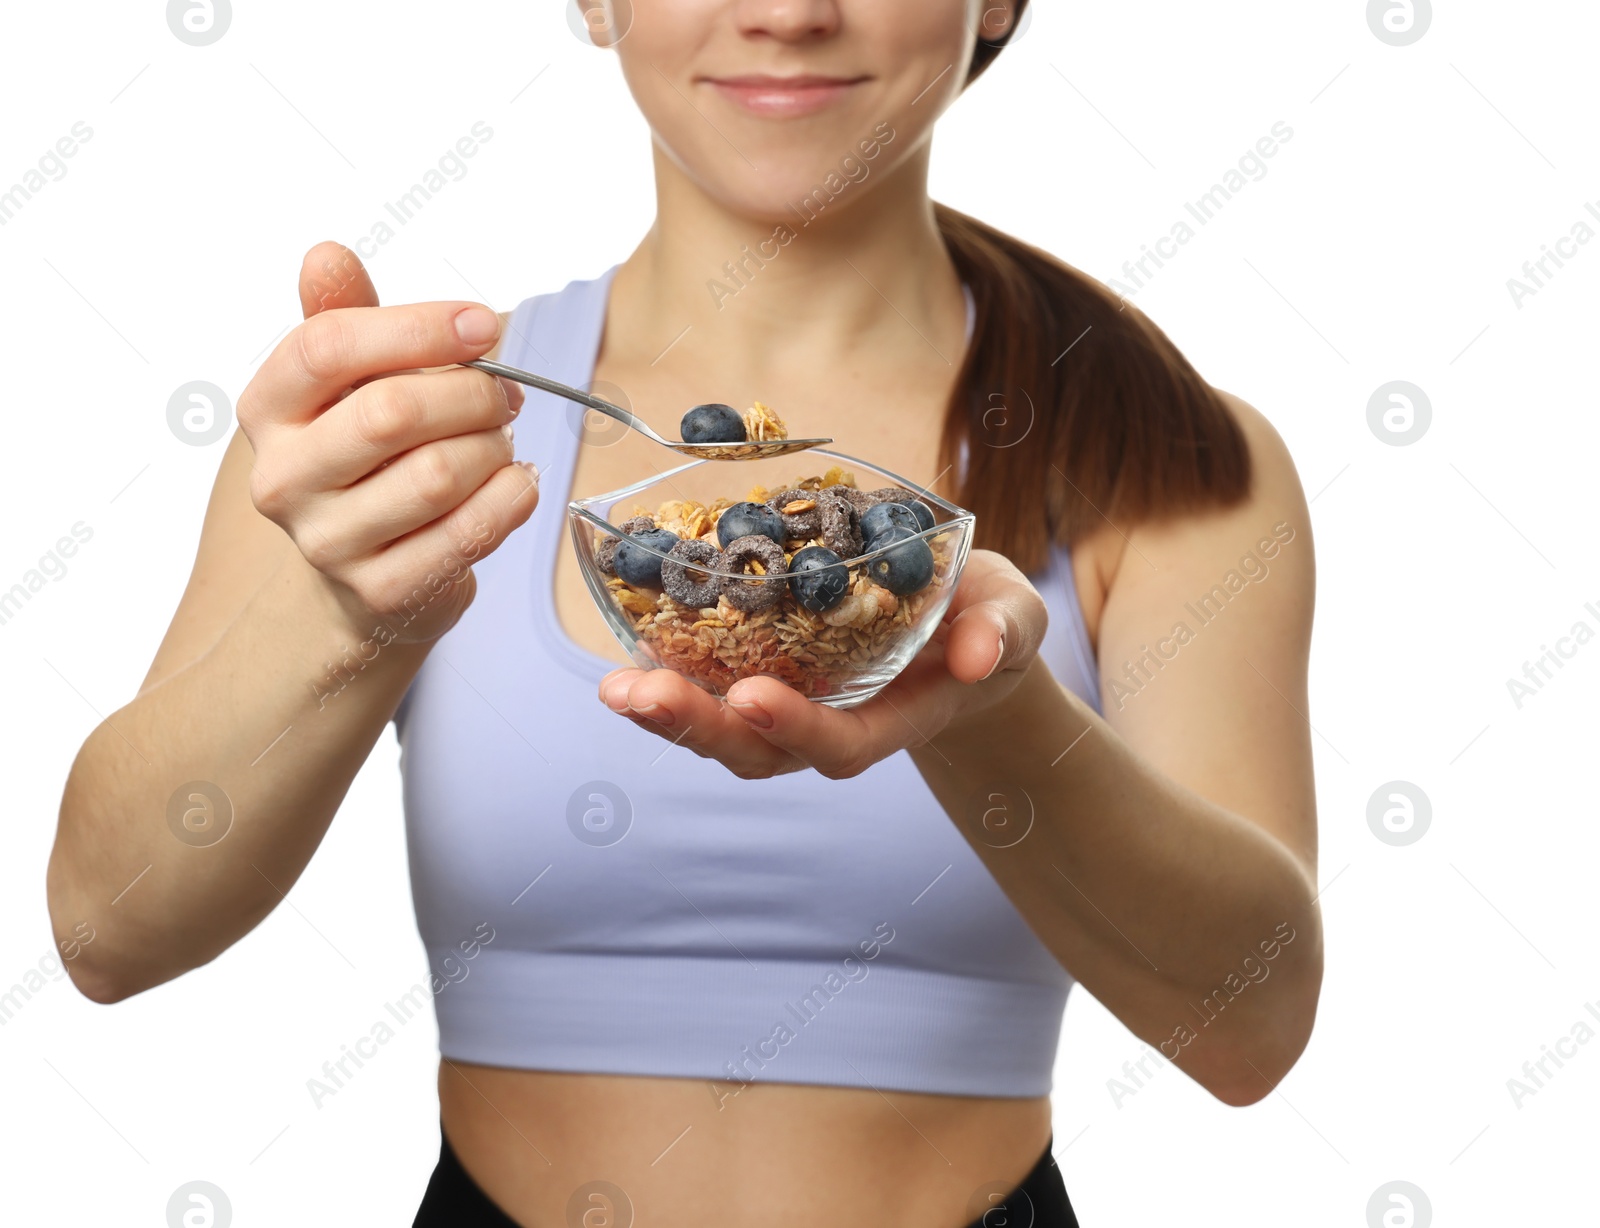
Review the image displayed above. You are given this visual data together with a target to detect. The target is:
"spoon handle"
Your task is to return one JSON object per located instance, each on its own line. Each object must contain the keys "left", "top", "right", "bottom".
{"left": 464, "top": 358, "right": 650, "bottom": 440}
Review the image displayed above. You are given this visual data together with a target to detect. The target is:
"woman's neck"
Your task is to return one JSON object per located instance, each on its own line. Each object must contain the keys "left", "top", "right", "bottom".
{"left": 602, "top": 140, "right": 968, "bottom": 386}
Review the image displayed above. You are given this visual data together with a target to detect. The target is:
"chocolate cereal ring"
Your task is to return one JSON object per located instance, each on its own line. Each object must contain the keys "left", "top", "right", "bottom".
{"left": 595, "top": 515, "right": 657, "bottom": 574}
{"left": 863, "top": 486, "right": 919, "bottom": 507}
{"left": 719, "top": 534, "right": 788, "bottom": 612}
{"left": 595, "top": 514, "right": 656, "bottom": 578}
{"left": 829, "top": 486, "right": 877, "bottom": 515}
{"left": 768, "top": 489, "right": 822, "bottom": 539}
{"left": 817, "top": 490, "right": 863, "bottom": 557}
{"left": 661, "top": 538, "right": 724, "bottom": 608}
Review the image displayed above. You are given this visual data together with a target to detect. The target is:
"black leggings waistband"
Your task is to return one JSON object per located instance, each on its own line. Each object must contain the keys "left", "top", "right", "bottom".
{"left": 413, "top": 1120, "right": 1080, "bottom": 1227}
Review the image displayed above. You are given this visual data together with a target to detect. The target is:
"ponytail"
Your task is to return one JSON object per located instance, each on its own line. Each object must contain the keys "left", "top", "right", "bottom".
{"left": 949, "top": 1, "right": 1250, "bottom": 572}
{"left": 935, "top": 204, "right": 1253, "bottom": 574}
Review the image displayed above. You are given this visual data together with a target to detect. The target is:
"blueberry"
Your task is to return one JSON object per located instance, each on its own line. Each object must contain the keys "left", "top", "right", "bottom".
{"left": 613, "top": 527, "right": 680, "bottom": 587}
{"left": 680, "top": 403, "right": 747, "bottom": 444}
{"left": 860, "top": 501, "right": 919, "bottom": 543}
{"left": 788, "top": 546, "right": 851, "bottom": 612}
{"left": 863, "top": 527, "right": 935, "bottom": 596}
{"left": 904, "top": 499, "right": 936, "bottom": 532}
{"left": 716, "top": 500, "right": 784, "bottom": 549}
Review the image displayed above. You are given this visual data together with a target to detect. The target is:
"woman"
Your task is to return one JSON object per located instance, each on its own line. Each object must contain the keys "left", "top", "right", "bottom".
{"left": 46, "top": 2, "right": 1324, "bottom": 1225}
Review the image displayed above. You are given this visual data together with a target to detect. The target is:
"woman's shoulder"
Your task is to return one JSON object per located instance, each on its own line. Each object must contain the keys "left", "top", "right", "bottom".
{"left": 1115, "top": 387, "right": 1308, "bottom": 564}
{"left": 1212, "top": 388, "right": 1306, "bottom": 520}
{"left": 1071, "top": 387, "right": 1310, "bottom": 645}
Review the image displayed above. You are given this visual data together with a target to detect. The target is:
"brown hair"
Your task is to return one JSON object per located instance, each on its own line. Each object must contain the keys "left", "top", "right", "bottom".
{"left": 944, "top": 1, "right": 1253, "bottom": 573}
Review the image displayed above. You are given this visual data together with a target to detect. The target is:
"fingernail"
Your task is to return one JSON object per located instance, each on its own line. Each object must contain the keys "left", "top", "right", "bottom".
{"left": 630, "top": 702, "right": 674, "bottom": 727}
{"left": 455, "top": 306, "right": 500, "bottom": 345}
{"left": 982, "top": 635, "right": 1006, "bottom": 681}
{"left": 517, "top": 460, "right": 539, "bottom": 482}
{"left": 501, "top": 423, "right": 515, "bottom": 444}
{"left": 728, "top": 699, "right": 773, "bottom": 729}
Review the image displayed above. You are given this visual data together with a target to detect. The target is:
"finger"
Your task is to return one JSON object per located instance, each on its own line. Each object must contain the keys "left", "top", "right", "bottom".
{"left": 599, "top": 668, "right": 700, "bottom": 731}
{"left": 599, "top": 668, "right": 646, "bottom": 713}
{"left": 299, "top": 366, "right": 517, "bottom": 489}
{"left": 355, "top": 462, "right": 540, "bottom": 615}
{"left": 299, "top": 241, "right": 379, "bottom": 317}
{"left": 300, "top": 425, "right": 519, "bottom": 560}
{"left": 720, "top": 675, "right": 909, "bottom": 779}
{"left": 288, "top": 247, "right": 520, "bottom": 426}
{"left": 598, "top": 669, "right": 679, "bottom": 735}
{"left": 598, "top": 669, "right": 802, "bottom": 778}
{"left": 247, "top": 301, "right": 504, "bottom": 428}
{"left": 347, "top": 369, "right": 523, "bottom": 420}
{"left": 940, "top": 551, "right": 1049, "bottom": 684}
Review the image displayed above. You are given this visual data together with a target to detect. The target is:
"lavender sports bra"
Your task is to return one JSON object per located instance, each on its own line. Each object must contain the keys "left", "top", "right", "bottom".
{"left": 392, "top": 267, "right": 1102, "bottom": 1097}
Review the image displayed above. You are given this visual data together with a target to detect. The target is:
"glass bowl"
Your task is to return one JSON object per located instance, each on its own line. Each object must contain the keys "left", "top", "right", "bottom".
{"left": 568, "top": 449, "right": 975, "bottom": 709}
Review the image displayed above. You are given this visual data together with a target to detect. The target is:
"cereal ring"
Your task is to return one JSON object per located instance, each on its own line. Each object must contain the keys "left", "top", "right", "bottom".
{"left": 661, "top": 538, "right": 724, "bottom": 607}
{"left": 829, "top": 486, "right": 877, "bottom": 515}
{"left": 719, "top": 534, "right": 788, "bottom": 612}
{"left": 863, "top": 486, "right": 919, "bottom": 507}
{"left": 768, "top": 489, "right": 821, "bottom": 539}
{"left": 817, "top": 490, "right": 863, "bottom": 557}
{"left": 595, "top": 515, "right": 656, "bottom": 574}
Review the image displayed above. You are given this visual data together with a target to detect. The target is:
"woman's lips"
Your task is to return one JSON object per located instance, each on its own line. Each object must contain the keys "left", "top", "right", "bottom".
{"left": 702, "top": 75, "right": 868, "bottom": 118}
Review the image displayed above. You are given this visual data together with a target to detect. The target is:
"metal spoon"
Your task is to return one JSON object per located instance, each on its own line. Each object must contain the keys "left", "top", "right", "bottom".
{"left": 464, "top": 358, "right": 833, "bottom": 460}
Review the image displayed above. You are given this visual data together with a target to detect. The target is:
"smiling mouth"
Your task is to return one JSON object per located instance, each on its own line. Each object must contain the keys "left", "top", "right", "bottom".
{"left": 700, "top": 74, "right": 870, "bottom": 118}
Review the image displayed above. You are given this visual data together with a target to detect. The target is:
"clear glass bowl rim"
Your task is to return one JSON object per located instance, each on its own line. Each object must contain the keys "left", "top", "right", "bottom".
{"left": 568, "top": 448, "right": 976, "bottom": 579}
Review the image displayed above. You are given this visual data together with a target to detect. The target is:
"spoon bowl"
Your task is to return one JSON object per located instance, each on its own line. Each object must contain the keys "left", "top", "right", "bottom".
{"left": 465, "top": 358, "right": 833, "bottom": 460}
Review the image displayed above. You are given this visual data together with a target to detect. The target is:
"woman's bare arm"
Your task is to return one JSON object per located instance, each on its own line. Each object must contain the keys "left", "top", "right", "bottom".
{"left": 909, "top": 394, "right": 1321, "bottom": 1104}
{"left": 596, "top": 393, "right": 1322, "bottom": 1103}
{"left": 46, "top": 244, "right": 534, "bottom": 1003}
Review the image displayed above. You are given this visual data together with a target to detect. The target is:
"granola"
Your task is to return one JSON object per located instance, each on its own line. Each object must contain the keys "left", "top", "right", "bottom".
{"left": 742, "top": 400, "right": 788, "bottom": 441}
{"left": 596, "top": 466, "right": 952, "bottom": 700}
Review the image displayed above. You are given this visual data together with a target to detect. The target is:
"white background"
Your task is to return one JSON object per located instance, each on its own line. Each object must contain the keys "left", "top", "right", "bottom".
{"left": 2, "top": 1, "right": 1596, "bottom": 1224}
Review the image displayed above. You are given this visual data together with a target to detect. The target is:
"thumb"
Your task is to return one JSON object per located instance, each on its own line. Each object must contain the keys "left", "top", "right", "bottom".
{"left": 941, "top": 550, "right": 1048, "bottom": 685}
{"left": 298, "top": 241, "right": 378, "bottom": 318}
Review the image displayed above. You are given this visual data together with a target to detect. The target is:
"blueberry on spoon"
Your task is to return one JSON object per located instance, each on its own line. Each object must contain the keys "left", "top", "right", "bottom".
{"left": 680, "top": 403, "right": 747, "bottom": 444}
